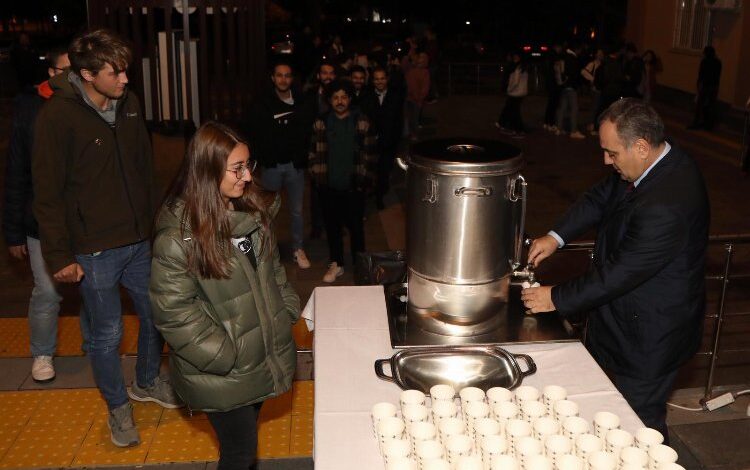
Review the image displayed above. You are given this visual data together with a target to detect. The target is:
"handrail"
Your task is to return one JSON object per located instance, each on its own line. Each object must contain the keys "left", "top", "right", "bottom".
{"left": 545, "top": 233, "right": 750, "bottom": 400}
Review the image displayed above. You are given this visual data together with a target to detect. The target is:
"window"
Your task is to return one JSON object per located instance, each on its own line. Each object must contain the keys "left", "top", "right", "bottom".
{"left": 673, "top": 0, "right": 711, "bottom": 50}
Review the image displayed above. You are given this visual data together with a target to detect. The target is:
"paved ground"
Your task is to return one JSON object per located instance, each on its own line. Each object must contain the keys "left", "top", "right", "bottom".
{"left": 0, "top": 90, "right": 748, "bottom": 468}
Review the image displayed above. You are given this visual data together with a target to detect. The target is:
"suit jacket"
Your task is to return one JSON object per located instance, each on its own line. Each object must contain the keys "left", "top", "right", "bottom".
{"left": 551, "top": 143, "right": 709, "bottom": 380}
{"left": 361, "top": 87, "right": 404, "bottom": 153}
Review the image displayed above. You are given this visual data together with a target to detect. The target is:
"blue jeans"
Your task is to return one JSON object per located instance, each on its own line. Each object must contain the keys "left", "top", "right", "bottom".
{"left": 260, "top": 163, "right": 305, "bottom": 250}
{"left": 27, "top": 236, "right": 90, "bottom": 357}
{"left": 556, "top": 87, "right": 579, "bottom": 133}
{"left": 75, "top": 240, "right": 163, "bottom": 410}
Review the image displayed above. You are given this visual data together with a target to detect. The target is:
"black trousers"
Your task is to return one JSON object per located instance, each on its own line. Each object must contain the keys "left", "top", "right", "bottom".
{"left": 499, "top": 96, "right": 525, "bottom": 132}
{"left": 206, "top": 402, "right": 263, "bottom": 470}
{"left": 376, "top": 148, "right": 397, "bottom": 205}
{"left": 319, "top": 186, "right": 365, "bottom": 265}
{"left": 544, "top": 86, "right": 561, "bottom": 125}
{"left": 615, "top": 370, "right": 678, "bottom": 445}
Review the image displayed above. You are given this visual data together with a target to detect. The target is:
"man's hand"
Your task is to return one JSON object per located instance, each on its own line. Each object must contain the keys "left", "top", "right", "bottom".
{"left": 527, "top": 234, "right": 559, "bottom": 267}
{"left": 521, "top": 285, "right": 556, "bottom": 314}
{"left": 53, "top": 263, "right": 85, "bottom": 283}
{"left": 8, "top": 245, "right": 28, "bottom": 260}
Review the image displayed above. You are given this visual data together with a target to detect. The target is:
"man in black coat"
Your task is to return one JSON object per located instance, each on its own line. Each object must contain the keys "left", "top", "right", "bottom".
{"left": 361, "top": 66, "right": 404, "bottom": 209}
{"left": 689, "top": 46, "right": 722, "bottom": 131}
{"left": 522, "top": 99, "right": 710, "bottom": 441}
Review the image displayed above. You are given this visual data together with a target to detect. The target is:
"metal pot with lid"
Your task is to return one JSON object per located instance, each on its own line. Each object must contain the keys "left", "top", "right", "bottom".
{"left": 397, "top": 138, "right": 527, "bottom": 336}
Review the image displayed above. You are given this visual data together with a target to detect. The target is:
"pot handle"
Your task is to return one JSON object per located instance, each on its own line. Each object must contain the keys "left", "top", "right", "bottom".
{"left": 509, "top": 174, "right": 528, "bottom": 270}
{"left": 374, "top": 359, "right": 396, "bottom": 383}
{"left": 514, "top": 353, "right": 537, "bottom": 378}
{"left": 396, "top": 156, "right": 409, "bottom": 171}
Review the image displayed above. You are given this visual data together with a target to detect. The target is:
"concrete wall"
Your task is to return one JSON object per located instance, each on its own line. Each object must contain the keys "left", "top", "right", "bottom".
{"left": 626, "top": 0, "right": 750, "bottom": 108}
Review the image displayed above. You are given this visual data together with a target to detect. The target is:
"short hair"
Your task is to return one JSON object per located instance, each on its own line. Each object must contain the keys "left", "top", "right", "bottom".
{"left": 598, "top": 98, "right": 665, "bottom": 148}
{"left": 270, "top": 59, "right": 294, "bottom": 75}
{"left": 45, "top": 46, "right": 68, "bottom": 69}
{"left": 350, "top": 65, "right": 366, "bottom": 76}
{"left": 69, "top": 29, "right": 132, "bottom": 76}
{"left": 325, "top": 79, "right": 354, "bottom": 101}
{"left": 318, "top": 60, "right": 336, "bottom": 75}
{"left": 371, "top": 66, "right": 388, "bottom": 77}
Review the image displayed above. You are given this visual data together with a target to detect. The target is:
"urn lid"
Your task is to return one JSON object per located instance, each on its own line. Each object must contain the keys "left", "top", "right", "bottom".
{"left": 408, "top": 138, "right": 523, "bottom": 175}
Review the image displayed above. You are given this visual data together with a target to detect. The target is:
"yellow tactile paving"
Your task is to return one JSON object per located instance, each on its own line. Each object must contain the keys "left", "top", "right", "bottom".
{"left": 0, "top": 319, "right": 29, "bottom": 357}
{"left": 146, "top": 418, "right": 218, "bottom": 463}
{"left": 0, "top": 422, "right": 89, "bottom": 468}
{"left": 73, "top": 421, "right": 156, "bottom": 466}
{"left": 0, "top": 384, "right": 314, "bottom": 467}
{"left": 56, "top": 316, "right": 88, "bottom": 356}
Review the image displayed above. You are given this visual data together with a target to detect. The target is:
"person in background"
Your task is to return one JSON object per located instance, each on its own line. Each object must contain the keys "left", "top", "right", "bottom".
{"left": 581, "top": 48, "right": 604, "bottom": 135}
{"left": 621, "top": 43, "right": 644, "bottom": 99}
{"left": 3, "top": 46, "right": 91, "bottom": 383}
{"left": 241, "top": 60, "right": 313, "bottom": 270}
{"left": 424, "top": 28, "right": 440, "bottom": 103}
{"left": 689, "top": 46, "right": 722, "bottom": 131}
{"left": 349, "top": 64, "right": 367, "bottom": 108}
{"left": 361, "top": 66, "right": 404, "bottom": 210}
{"left": 496, "top": 51, "right": 528, "bottom": 138}
{"left": 404, "top": 51, "right": 430, "bottom": 142}
{"left": 308, "top": 80, "right": 377, "bottom": 282}
{"left": 543, "top": 43, "right": 564, "bottom": 133}
{"left": 640, "top": 50, "right": 660, "bottom": 103}
{"left": 556, "top": 42, "right": 585, "bottom": 139}
{"left": 151, "top": 122, "right": 300, "bottom": 470}
{"left": 593, "top": 44, "right": 625, "bottom": 132}
{"left": 522, "top": 99, "right": 709, "bottom": 443}
{"left": 33, "top": 29, "right": 182, "bottom": 449}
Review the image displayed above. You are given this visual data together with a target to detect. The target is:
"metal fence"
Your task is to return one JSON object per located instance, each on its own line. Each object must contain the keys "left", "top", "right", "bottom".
{"left": 558, "top": 234, "right": 750, "bottom": 400}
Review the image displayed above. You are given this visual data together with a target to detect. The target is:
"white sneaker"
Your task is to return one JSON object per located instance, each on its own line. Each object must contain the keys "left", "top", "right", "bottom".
{"left": 322, "top": 262, "right": 344, "bottom": 283}
{"left": 570, "top": 131, "right": 586, "bottom": 139}
{"left": 293, "top": 248, "right": 311, "bottom": 269}
{"left": 31, "top": 355, "right": 55, "bottom": 383}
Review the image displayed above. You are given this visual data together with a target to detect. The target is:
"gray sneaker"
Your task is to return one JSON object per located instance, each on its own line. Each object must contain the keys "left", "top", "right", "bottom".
{"left": 108, "top": 402, "right": 140, "bottom": 448}
{"left": 128, "top": 376, "right": 184, "bottom": 409}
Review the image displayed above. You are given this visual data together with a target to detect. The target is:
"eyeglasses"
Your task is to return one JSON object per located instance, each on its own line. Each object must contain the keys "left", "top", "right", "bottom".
{"left": 226, "top": 160, "right": 257, "bottom": 179}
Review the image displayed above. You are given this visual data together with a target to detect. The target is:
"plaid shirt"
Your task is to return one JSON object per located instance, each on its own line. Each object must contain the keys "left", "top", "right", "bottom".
{"left": 308, "top": 111, "right": 378, "bottom": 192}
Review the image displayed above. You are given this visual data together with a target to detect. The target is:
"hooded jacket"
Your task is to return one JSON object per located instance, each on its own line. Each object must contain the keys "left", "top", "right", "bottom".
{"left": 31, "top": 71, "right": 154, "bottom": 273}
{"left": 149, "top": 199, "right": 300, "bottom": 412}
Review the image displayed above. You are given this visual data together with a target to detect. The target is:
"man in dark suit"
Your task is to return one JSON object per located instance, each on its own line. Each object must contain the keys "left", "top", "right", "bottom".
{"left": 522, "top": 98, "right": 710, "bottom": 441}
{"left": 361, "top": 66, "right": 404, "bottom": 209}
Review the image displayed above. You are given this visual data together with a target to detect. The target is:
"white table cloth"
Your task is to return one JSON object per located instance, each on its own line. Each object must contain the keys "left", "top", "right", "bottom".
{"left": 308, "top": 286, "right": 643, "bottom": 469}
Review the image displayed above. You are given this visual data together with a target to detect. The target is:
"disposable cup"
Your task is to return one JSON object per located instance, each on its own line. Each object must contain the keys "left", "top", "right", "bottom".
{"left": 490, "top": 454, "right": 520, "bottom": 470}
{"left": 521, "top": 400, "right": 547, "bottom": 424}
{"left": 593, "top": 411, "right": 620, "bottom": 439}
{"left": 438, "top": 417, "right": 466, "bottom": 444}
{"left": 506, "top": 419, "right": 533, "bottom": 455}
{"left": 481, "top": 434, "right": 508, "bottom": 461}
{"left": 382, "top": 438, "right": 411, "bottom": 464}
{"left": 455, "top": 455, "right": 483, "bottom": 470}
{"left": 532, "top": 416, "right": 560, "bottom": 443}
{"left": 516, "top": 436, "right": 543, "bottom": 469}
{"left": 555, "top": 454, "right": 585, "bottom": 470}
{"left": 401, "top": 389, "right": 427, "bottom": 410}
{"left": 605, "top": 428, "right": 633, "bottom": 457}
{"left": 432, "top": 400, "right": 458, "bottom": 427}
{"left": 588, "top": 450, "right": 618, "bottom": 470}
{"left": 446, "top": 434, "right": 474, "bottom": 465}
{"left": 647, "top": 444, "right": 678, "bottom": 470}
{"left": 465, "top": 401, "right": 491, "bottom": 434}
{"left": 385, "top": 457, "right": 418, "bottom": 470}
{"left": 544, "top": 434, "right": 571, "bottom": 466}
{"left": 378, "top": 417, "right": 406, "bottom": 452}
{"left": 524, "top": 454, "right": 554, "bottom": 470}
{"left": 487, "top": 387, "right": 514, "bottom": 407}
{"left": 415, "top": 439, "right": 444, "bottom": 464}
{"left": 542, "top": 385, "right": 567, "bottom": 416}
{"left": 619, "top": 445, "right": 648, "bottom": 468}
{"left": 402, "top": 404, "right": 430, "bottom": 431}
{"left": 474, "top": 417, "right": 502, "bottom": 447}
{"left": 574, "top": 433, "right": 602, "bottom": 460}
{"left": 635, "top": 427, "right": 664, "bottom": 452}
{"left": 430, "top": 384, "right": 456, "bottom": 405}
{"left": 372, "top": 402, "right": 398, "bottom": 436}
{"left": 492, "top": 401, "right": 519, "bottom": 435}
{"left": 459, "top": 387, "right": 486, "bottom": 407}
{"left": 513, "top": 385, "right": 540, "bottom": 405}
{"left": 553, "top": 400, "right": 579, "bottom": 423}
{"left": 409, "top": 421, "right": 437, "bottom": 453}
{"left": 562, "top": 416, "right": 590, "bottom": 443}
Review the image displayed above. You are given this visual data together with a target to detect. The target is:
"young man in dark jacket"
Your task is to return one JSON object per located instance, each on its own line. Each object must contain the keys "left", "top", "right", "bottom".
{"left": 32, "top": 29, "right": 180, "bottom": 448}
{"left": 241, "top": 61, "right": 314, "bottom": 269}
{"left": 2, "top": 47, "right": 90, "bottom": 384}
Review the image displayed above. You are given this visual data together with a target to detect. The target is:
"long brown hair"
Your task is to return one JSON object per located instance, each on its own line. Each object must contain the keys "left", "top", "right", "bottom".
{"left": 164, "top": 121, "right": 272, "bottom": 279}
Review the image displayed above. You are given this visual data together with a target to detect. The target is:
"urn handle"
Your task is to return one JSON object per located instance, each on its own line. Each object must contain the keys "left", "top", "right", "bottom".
{"left": 423, "top": 176, "right": 438, "bottom": 203}
{"left": 509, "top": 174, "right": 528, "bottom": 270}
{"left": 454, "top": 186, "right": 493, "bottom": 197}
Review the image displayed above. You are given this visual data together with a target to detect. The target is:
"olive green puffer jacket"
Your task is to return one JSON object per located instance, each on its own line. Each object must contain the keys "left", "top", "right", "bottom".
{"left": 149, "top": 200, "right": 300, "bottom": 412}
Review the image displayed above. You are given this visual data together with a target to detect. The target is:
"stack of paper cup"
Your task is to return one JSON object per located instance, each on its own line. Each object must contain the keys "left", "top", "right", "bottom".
{"left": 593, "top": 411, "right": 620, "bottom": 439}
{"left": 409, "top": 421, "right": 437, "bottom": 455}
{"left": 513, "top": 386, "right": 540, "bottom": 406}
{"left": 492, "top": 401, "right": 519, "bottom": 437}
{"left": 490, "top": 454, "right": 520, "bottom": 470}
{"left": 432, "top": 400, "right": 458, "bottom": 428}
{"left": 465, "top": 401, "right": 491, "bottom": 438}
{"left": 516, "top": 436, "right": 543, "bottom": 469}
{"left": 587, "top": 450, "right": 618, "bottom": 470}
{"left": 532, "top": 416, "right": 560, "bottom": 444}
{"left": 556, "top": 454, "right": 585, "bottom": 470}
{"left": 619, "top": 446, "right": 648, "bottom": 469}
{"left": 543, "top": 434, "right": 572, "bottom": 468}
{"left": 385, "top": 457, "right": 418, "bottom": 470}
{"left": 378, "top": 417, "right": 406, "bottom": 454}
{"left": 414, "top": 440, "right": 444, "bottom": 468}
{"left": 604, "top": 428, "right": 633, "bottom": 458}
{"left": 372, "top": 402, "right": 398, "bottom": 437}
{"left": 524, "top": 454, "right": 554, "bottom": 470}
{"left": 446, "top": 434, "right": 474, "bottom": 467}
{"left": 421, "top": 458, "right": 451, "bottom": 470}
{"left": 460, "top": 387, "right": 487, "bottom": 417}
{"left": 430, "top": 384, "right": 456, "bottom": 406}
{"left": 401, "top": 390, "right": 427, "bottom": 411}
{"left": 634, "top": 427, "right": 664, "bottom": 453}
{"left": 521, "top": 400, "right": 547, "bottom": 424}
{"left": 553, "top": 400, "right": 579, "bottom": 423}
{"left": 481, "top": 435, "right": 508, "bottom": 470}
{"left": 574, "top": 433, "right": 603, "bottom": 461}
{"left": 505, "top": 419, "right": 533, "bottom": 456}
{"left": 562, "top": 416, "right": 590, "bottom": 445}
{"left": 487, "top": 387, "right": 514, "bottom": 408}
{"left": 455, "top": 455, "right": 484, "bottom": 470}
{"left": 474, "top": 417, "right": 502, "bottom": 449}
{"left": 402, "top": 404, "right": 430, "bottom": 432}
{"left": 647, "top": 444, "right": 678, "bottom": 469}
{"left": 382, "top": 438, "right": 411, "bottom": 466}
{"left": 542, "top": 385, "right": 567, "bottom": 417}
{"left": 438, "top": 417, "right": 466, "bottom": 444}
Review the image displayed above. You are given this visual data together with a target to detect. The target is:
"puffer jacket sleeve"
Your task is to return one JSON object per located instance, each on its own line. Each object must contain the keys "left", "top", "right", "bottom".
{"left": 150, "top": 232, "right": 237, "bottom": 375}
{"left": 272, "top": 243, "right": 300, "bottom": 322}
